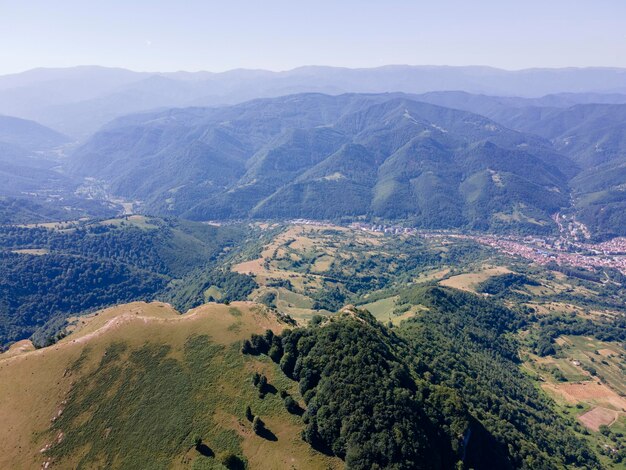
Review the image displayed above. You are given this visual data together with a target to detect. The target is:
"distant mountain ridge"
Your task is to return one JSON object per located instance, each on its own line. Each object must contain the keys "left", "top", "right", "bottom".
{"left": 0, "top": 115, "right": 70, "bottom": 152}
{"left": 70, "top": 92, "right": 573, "bottom": 232}
{"left": 2, "top": 65, "right": 626, "bottom": 137}
{"left": 3, "top": 78, "right": 626, "bottom": 236}
{"left": 0, "top": 116, "right": 73, "bottom": 197}
{"left": 413, "top": 92, "right": 626, "bottom": 237}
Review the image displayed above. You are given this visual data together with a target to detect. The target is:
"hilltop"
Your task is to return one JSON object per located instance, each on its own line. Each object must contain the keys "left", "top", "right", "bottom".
{"left": 0, "top": 291, "right": 602, "bottom": 469}
{"left": 0, "top": 300, "right": 338, "bottom": 469}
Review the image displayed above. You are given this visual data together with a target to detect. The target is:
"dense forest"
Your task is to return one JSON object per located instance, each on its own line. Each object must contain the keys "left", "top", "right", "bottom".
{"left": 398, "top": 287, "right": 598, "bottom": 468}
{"left": 0, "top": 218, "right": 256, "bottom": 346}
{"left": 244, "top": 287, "right": 600, "bottom": 469}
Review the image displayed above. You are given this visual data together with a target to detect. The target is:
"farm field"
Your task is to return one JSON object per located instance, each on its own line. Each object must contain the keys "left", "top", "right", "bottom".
{"left": 232, "top": 223, "right": 413, "bottom": 323}
{"left": 524, "top": 333, "right": 626, "bottom": 467}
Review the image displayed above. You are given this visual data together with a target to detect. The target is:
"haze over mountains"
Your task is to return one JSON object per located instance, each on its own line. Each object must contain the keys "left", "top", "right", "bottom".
{"left": 69, "top": 93, "right": 571, "bottom": 232}
{"left": 2, "top": 66, "right": 626, "bottom": 470}
{"left": 2, "top": 65, "right": 626, "bottom": 137}
{"left": 2, "top": 65, "right": 626, "bottom": 237}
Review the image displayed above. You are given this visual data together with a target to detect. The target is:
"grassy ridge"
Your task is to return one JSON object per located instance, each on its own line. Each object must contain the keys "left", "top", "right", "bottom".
{"left": 0, "top": 301, "right": 339, "bottom": 470}
{"left": 0, "top": 217, "right": 256, "bottom": 346}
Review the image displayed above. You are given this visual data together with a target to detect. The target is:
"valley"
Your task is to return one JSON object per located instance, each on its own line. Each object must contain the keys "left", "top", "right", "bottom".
{"left": 1, "top": 65, "right": 626, "bottom": 469}
{"left": 0, "top": 215, "right": 624, "bottom": 468}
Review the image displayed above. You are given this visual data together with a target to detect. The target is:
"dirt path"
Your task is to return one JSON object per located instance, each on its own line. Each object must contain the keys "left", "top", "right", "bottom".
{"left": 0, "top": 301, "right": 260, "bottom": 365}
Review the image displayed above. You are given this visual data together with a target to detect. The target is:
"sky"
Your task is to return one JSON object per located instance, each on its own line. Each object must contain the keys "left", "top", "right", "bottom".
{"left": 0, "top": 0, "right": 625, "bottom": 75}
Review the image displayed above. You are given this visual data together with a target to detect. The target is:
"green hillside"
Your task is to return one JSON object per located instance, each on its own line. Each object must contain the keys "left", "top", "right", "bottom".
{"left": 69, "top": 93, "right": 574, "bottom": 232}
{"left": 0, "top": 301, "right": 340, "bottom": 470}
{"left": 0, "top": 216, "right": 256, "bottom": 346}
{"left": 243, "top": 291, "right": 600, "bottom": 469}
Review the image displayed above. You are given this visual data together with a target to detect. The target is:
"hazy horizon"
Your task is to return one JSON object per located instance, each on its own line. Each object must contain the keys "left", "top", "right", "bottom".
{"left": 5, "top": 63, "right": 626, "bottom": 77}
{"left": 1, "top": 0, "right": 625, "bottom": 75}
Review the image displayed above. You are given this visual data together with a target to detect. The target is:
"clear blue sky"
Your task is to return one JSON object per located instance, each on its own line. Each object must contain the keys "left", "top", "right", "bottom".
{"left": 1, "top": 0, "right": 625, "bottom": 74}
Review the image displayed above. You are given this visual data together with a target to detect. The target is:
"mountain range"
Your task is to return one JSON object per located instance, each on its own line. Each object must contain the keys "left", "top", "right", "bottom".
{"left": 2, "top": 66, "right": 626, "bottom": 237}
{"left": 0, "top": 115, "right": 72, "bottom": 196}
{"left": 2, "top": 65, "right": 626, "bottom": 137}
{"left": 68, "top": 93, "right": 575, "bottom": 232}
{"left": 414, "top": 93, "right": 626, "bottom": 237}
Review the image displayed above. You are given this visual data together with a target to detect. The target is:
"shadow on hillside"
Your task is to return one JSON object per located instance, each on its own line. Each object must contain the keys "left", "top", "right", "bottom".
{"left": 309, "top": 439, "right": 334, "bottom": 457}
{"left": 196, "top": 443, "right": 214, "bottom": 457}
{"left": 258, "top": 427, "right": 278, "bottom": 441}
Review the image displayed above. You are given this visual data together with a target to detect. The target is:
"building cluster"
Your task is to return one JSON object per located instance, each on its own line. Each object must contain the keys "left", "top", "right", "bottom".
{"left": 350, "top": 222, "right": 418, "bottom": 235}
{"left": 466, "top": 234, "right": 626, "bottom": 275}
{"left": 345, "top": 221, "right": 626, "bottom": 276}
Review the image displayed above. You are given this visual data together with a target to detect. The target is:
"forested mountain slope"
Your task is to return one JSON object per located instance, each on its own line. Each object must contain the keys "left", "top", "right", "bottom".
{"left": 243, "top": 291, "right": 600, "bottom": 469}
{"left": 70, "top": 93, "right": 573, "bottom": 232}
{"left": 0, "top": 216, "right": 255, "bottom": 346}
{"left": 0, "top": 290, "right": 602, "bottom": 469}
{"left": 0, "top": 115, "right": 70, "bottom": 152}
{"left": 409, "top": 92, "right": 626, "bottom": 237}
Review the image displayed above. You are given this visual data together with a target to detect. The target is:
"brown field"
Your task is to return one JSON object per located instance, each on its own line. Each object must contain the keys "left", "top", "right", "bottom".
{"left": 414, "top": 268, "right": 451, "bottom": 283}
{"left": 311, "top": 254, "right": 334, "bottom": 273}
{"left": 96, "top": 214, "right": 158, "bottom": 229}
{"left": 578, "top": 407, "right": 620, "bottom": 431}
{"left": 17, "top": 220, "right": 85, "bottom": 230}
{"left": 234, "top": 257, "right": 266, "bottom": 275}
{"left": 598, "top": 348, "right": 618, "bottom": 357}
{"left": 439, "top": 266, "right": 512, "bottom": 292}
{"left": 544, "top": 381, "right": 626, "bottom": 411}
{"left": 233, "top": 225, "right": 304, "bottom": 276}
{"left": 527, "top": 301, "right": 607, "bottom": 317}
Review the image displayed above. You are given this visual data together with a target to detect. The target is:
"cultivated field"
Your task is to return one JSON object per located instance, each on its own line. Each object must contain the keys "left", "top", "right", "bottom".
{"left": 532, "top": 334, "right": 626, "bottom": 441}
{"left": 232, "top": 224, "right": 389, "bottom": 323}
{"left": 578, "top": 407, "right": 620, "bottom": 431}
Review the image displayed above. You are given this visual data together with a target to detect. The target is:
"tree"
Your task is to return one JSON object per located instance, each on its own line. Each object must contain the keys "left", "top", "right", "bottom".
{"left": 258, "top": 374, "right": 268, "bottom": 398}
{"left": 249, "top": 333, "right": 270, "bottom": 354}
{"left": 220, "top": 452, "right": 247, "bottom": 470}
{"left": 268, "top": 336, "right": 283, "bottom": 362}
{"left": 245, "top": 405, "right": 254, "bottom": 422}
{"left": 251, "top": 372, "right": 260, "bottom": 386}
{"left": 283, "top": 395, "right": 300, "bottom": 414}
